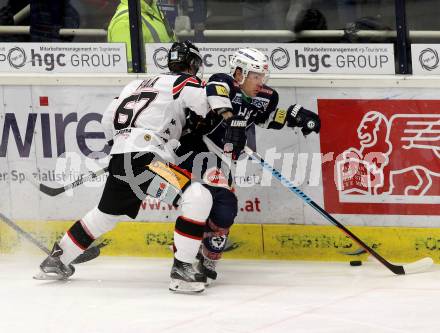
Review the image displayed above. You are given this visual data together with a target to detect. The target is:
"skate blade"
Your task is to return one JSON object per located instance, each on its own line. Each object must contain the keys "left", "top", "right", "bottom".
{"left": 33, "top": 271, "right": 69, "bottom": 281}
{"left": 169, "top": 278, "right": 205, "bottom": 294}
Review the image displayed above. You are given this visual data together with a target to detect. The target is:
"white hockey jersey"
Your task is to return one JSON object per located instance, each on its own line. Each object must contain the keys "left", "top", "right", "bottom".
{"left": 101, "top": 73, "right": 209, "bottom": 162}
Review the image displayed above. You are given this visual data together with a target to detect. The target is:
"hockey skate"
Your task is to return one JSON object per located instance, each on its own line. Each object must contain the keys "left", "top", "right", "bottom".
{"left": 33, "top": 243, "right": 75, "bottom": 280}
{"left": 169, "top": 258, "right": 206, "bottom": 293}
{"left": 196, "top": 252, "right": 217, "bottom": 286}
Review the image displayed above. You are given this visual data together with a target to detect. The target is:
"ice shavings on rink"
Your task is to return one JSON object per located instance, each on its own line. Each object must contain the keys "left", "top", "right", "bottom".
{"left": 1, "top": 255, "right": 439, "bottom": 333}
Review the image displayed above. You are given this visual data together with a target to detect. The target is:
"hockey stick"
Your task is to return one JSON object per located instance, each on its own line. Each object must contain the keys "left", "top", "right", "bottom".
{"left": 28, "top": 167, "right": 108, "bottom": 197}
{"left": 24, "top": 166, "right": 110, "bottom": 262}
{"left": 0, "top": 212, "right": 51, "bottom": 254}
{"left": 0, "top": 212, "right": 103, "bottom": 264}
{"left": 243, "top": 146, "right": 433, "bottom": 275}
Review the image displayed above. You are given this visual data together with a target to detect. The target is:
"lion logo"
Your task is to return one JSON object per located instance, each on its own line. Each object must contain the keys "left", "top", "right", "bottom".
{"left": 337, "top": 111, "right": 440, "bottom": 202}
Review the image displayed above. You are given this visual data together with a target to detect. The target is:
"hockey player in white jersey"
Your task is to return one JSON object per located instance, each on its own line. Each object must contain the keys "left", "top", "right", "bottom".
{"left": 35, "top": 41, "right": 212, "bottom": 293}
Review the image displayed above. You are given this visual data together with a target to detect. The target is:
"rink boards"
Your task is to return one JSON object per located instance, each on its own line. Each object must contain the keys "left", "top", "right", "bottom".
{"left": 1, "top": 220, "right": 439, "bottom": 263}
{"left": 0, "top": 74, "right": 439, "bottom": 262}
{"left": 0, "top": 75, "right": 439, "bottom": 227}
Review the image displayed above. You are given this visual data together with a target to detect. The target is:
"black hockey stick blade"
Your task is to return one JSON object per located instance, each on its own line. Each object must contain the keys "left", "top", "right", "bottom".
{"left": 27, "top": 167, "right": 108, "bottom": 197}
{"left": 71, "top": 240, "right": 109, "bottom": 264}
{"left": 38, "top": 183, "right": 66, "bottom": 196}
{"left": 244, "top": 146, "right": 434, "bottom": 275}
{"left": 340, "top": 248, "right": 368, "bottom": 256}
{"left": 71, "top": 245, "right": 100, "bottom": 264}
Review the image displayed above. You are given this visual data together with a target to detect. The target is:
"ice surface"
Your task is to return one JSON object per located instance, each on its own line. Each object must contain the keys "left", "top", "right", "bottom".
{"left": 1, "top": 255, "right": 439, "bottom": 333}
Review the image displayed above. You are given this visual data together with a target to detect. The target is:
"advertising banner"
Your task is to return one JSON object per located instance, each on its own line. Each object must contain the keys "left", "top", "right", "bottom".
{"left": 146, "top": 43, "right": 395, "bottom": 75}
{"left": 411, "top": 44, "right": 440, "bottom": 75}
{"left": 1, "top": 82, "right": 440, "bottom": 227}
{"left": 0, "top": 43, "right": 127, "bottom": 73}
{"left": 0, "top": 86, "right": 304, "bottom": 223}
{"left": 318, "top": 99, "right": 440, "bottom": 215}
{"left": 0, "top": 86, "right": 119, "bottom": 220}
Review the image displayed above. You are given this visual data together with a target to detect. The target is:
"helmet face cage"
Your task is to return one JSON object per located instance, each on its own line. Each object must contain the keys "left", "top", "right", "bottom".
{"left": 168, "top": 40, "right": 203, "bottom": 76}
{"left": 190, "top": 53, "right": 204, "bottom": 79}
{"left": 230, "top": 48, "right": 269, "bottom": 84}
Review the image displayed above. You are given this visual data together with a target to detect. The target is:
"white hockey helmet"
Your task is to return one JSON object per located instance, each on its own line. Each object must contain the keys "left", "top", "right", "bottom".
{"left": 230, "top": 48, "right": 269, "bottom": 84}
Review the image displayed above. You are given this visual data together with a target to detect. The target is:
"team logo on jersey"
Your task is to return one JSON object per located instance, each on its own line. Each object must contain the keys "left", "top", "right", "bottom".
{"left": 232, "top": 94, "right": 242, "bottom": 105}
{"left": 251, "top": 96, "right": 270, "bottom": 109}
{"left": 144, "top": 134, "right": 151, "bottom": 142}
{"left": 319, "top": 99, "right": 440, "bottom": 215}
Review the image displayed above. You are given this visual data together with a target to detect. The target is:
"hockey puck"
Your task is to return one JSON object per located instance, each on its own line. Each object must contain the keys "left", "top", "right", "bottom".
{"left": 350, "top": 260, "right": 362, "bottom": 266}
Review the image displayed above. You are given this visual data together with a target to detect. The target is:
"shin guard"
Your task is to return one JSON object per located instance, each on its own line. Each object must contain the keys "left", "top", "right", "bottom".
{"left": 174, "top": 183, "right": 212, "bottom": 263}
{"left": 201, "top": 219, "right": 230, "bottom": 260}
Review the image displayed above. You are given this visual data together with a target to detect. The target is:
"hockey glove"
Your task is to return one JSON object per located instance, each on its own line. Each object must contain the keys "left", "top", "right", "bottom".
{"left": 223, "top": 116, "right": 247, "bottom": 160}
{"left": 286, "top": 104, "right": 321, "bottom": 136}
{"left": 185, "top": 110, "right": 218, "bottom": 135}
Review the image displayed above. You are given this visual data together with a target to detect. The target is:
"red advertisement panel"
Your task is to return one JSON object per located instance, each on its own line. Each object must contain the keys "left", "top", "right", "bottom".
{"left": 318, "top": 99, "right": 440, "bottom": 215}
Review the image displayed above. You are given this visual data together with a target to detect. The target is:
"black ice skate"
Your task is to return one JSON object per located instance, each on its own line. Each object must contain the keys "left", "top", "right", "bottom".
{"left": 196, "top": 252, "right": 217, "bottom": 286}
{"left": 33, "top": 243, "right": 75, "bottom": 280}
{"left": 169, "top": 258, "right": 206, "bottom": 293}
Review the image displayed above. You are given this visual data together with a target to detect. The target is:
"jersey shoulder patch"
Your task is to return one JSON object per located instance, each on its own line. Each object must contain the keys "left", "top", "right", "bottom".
{"left": 215, "top": 85, "right": 229, "bottom": 96}
{"left": 206, "top": 73, "right": 236, "bottom": 98}
{"left": 173, "top": 73, "right": 202, "bottom": 99}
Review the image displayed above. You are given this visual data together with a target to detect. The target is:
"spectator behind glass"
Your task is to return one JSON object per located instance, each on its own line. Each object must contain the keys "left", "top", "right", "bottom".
{"left": 0, "top": 0, "right": 30, "bottom": 41}
{"left": 242, "top": 0, "right": 290, "bottom": 31}
{"left": 30, "top": 0, "right": 80, "bottom": 42}
{"left": 284, "top": 0, "right": 327, "bottom": 41}
{"left": 240, "top": 0, "right": 327, "bottom": 42}
{"left": 342, "top": 15, "right": 393, "bottom": 43}
{"left": 0, "top": 0, "right": 79, "bottom": 42}
{"left": 107, "top": 0, "right": 177, "bottom": 72}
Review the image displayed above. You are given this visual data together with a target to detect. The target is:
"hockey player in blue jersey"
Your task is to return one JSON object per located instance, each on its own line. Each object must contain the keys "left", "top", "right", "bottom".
{"left": 174, "top": 47, "right": 321, "bottom": 285}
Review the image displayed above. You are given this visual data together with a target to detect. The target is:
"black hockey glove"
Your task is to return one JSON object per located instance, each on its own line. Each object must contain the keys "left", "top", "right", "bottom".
{"left": 186, "top": 110, "right": 222, "bottom": 136}
{"left": 286, "top": 104, "right": 321, "bottom": 136}
{"left": 223, "top": 115, "right": 247, "bottom": 160}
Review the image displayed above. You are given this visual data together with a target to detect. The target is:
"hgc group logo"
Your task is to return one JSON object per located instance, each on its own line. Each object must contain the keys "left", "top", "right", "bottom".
{"left": 419, "top": 48, "right": 439, "bottom": 71}
{"left": 318, "top": 99, "right": 440, "bottom": 215}
{"left": 7, "top": 47, "right": 26, "bottom": 69}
